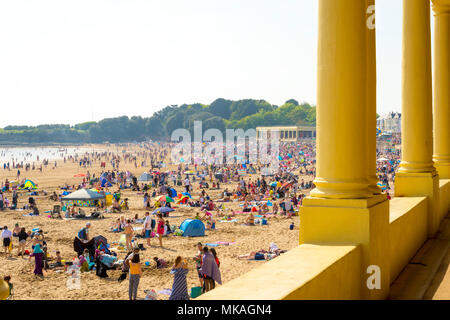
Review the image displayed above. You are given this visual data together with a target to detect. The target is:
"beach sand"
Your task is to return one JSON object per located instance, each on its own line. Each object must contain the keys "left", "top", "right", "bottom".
{"left": 0, "top": 144, "right": 302, "bottom": 300}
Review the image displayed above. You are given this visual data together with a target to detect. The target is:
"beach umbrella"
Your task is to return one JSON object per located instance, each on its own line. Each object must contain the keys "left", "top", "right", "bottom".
{"left": 281, "top": 182, "right": 293, "bottom": 189}
{"left": 177, "top": 195, "right": 190, "bottom": 204}
{"left": 182, "top": 192, "right": 192, "bottom": 198}
{"left": 270, "top": 182, "right": 278, "bottom": 187}
{"left": 74, "top": 173, "right": 86, "bottom": 177}
{"left": 377, "top": 182, "right": 388, "bottom": 191}
{"left": 377, "top": 157, "right": 389, "bottom": 162}
{"left": 158, "top": 195, "right": 174, "bottom": 203}
{"left": 152, "top": 207, "right": 175, "bottom": 215}
{"left": 184, "top": 171, "right": 195, "bottom": 175}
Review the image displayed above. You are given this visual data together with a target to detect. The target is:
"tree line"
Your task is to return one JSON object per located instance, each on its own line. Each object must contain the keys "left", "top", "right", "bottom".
{"left": 0, "top": 98, "right": 316, "bottom": 144}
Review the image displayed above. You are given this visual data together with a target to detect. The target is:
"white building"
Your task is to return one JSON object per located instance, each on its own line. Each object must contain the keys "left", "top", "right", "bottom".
{"left": 377, "top": 112, "right": 401, "bottom": 134}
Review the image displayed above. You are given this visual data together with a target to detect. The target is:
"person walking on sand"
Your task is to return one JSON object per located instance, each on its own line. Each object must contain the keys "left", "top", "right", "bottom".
{"left": 17, "top": 227, "right": 29, "bottom": 257}
{"left": 156, "top": 214, "right": 165, "bottom": 248}
{"left": 29, "top": 243, "right": 44, "bottom": 277}
{"left": 127, "top": 251, "right": 142, "bottom": 300}
{"left": 142, "top": 212, "right": 153, "bottom": 247}
{"left": 169, "top": 256, "right": 190, "bottom": 300}
{"left": 1, "top": 226, "right": 13, "bottom": 258}
{"left": 124, "top": 219, "right": 134, "bottom": 251}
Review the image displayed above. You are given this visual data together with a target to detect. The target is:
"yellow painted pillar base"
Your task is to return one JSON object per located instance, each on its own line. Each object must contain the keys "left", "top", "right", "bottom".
{"left": 435, "top": 163, "right": 450, "bottom": 180}
{"left": 394, "top": 172, "right": 441, "bottom": 237}
{"left": 300, "top": 194, "right": 390, "bottom": 300}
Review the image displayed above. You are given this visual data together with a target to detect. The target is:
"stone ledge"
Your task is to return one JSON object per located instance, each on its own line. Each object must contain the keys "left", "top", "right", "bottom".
{"left": 197, "top": 244, "right": 361, "bottom": 300}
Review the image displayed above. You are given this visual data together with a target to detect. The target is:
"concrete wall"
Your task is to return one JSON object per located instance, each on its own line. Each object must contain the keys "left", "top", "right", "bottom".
{"left": 389, "top": 197, "right": 428, "bottom": 282}
{"left": 197, "top": 183, "right": 449, "bottom": 300}
{"left": 439, "top": 179, "right": 450, "bottom": 222}
{"left": 197, "top": 244, "right": 361, "bottom": 300}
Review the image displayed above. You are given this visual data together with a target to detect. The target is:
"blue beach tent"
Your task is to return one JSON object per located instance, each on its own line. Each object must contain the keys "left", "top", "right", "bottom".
{"left": 179, "top": 219, "right": 205, "bottom": 237}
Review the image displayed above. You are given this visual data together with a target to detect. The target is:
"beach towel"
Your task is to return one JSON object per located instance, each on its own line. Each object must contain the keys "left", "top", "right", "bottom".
{"left": 205, "top": 243, "right": 219, "bottom": 247}
{"left": 219, "top": 219, "right": 238, "bottom": 223}
{"left": 158, "top": 288, "right": 172, "bottom": 296}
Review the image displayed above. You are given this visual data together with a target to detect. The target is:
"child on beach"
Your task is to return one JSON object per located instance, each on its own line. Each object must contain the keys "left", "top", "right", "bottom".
{"left": 127, "top": 252, "right": 142, "bottom": 300}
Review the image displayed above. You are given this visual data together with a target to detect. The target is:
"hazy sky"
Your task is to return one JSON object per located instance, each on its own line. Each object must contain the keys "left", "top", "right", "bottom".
{"left": 0, "top": 0, "right": 421, "bottom": 127}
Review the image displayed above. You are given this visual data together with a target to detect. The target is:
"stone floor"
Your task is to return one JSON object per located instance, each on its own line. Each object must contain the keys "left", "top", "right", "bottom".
{"left": 389, "top": 214, "right": 450, "bottom": 300}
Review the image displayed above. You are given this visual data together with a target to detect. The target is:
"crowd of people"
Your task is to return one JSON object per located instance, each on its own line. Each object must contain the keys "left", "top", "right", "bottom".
{"left": 0, "top": 134, "right": 401, "bottom": 300}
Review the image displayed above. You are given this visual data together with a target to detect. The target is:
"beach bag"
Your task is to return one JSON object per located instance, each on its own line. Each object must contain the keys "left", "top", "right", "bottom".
{"left": 190, "top": 286, "right": 202, "bottom": 299}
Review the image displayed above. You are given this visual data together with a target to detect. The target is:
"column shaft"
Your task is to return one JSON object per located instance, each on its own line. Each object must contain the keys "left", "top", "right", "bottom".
{"left": 398, "top": 0, "right": 435, "bottom": 174}
{"left": 366, "top": 0, "right": 381, "bottom": 194}
{"left": 432, "top": 0, "right": 450, "bottom": 179}
{"left": 311, "top": 0, "right": 371, "bottom": 199}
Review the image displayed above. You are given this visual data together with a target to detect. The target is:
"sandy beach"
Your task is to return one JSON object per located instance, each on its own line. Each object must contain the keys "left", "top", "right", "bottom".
{"left": 0, "top": 144, "right": 302, "bottom": 300}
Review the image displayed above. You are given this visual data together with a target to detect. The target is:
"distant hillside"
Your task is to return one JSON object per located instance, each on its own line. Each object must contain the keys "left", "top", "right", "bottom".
{"left": 0, "top": 98, "right": 316, "bottom": 144}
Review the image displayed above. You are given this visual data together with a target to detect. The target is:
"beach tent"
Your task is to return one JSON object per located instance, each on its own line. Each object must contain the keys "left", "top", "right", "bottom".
{"left": 100, "top": 178, "right": 112, "bottom": 187}
{"left": 138, "top": 172, "right": 152, "bottom": 182}
{"left": 179, "top": 219, "right": 205, "bottom": 237}
{"left": 19, "top": 179, "right": 37, "bottom": 190}
{"left": 62, "top": 189, "right": 106, "bottom": 201}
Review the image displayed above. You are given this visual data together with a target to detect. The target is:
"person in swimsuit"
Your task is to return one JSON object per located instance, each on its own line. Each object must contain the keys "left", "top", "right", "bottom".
{"left": 156, "top": 214, "right": 165, "bottom": 248}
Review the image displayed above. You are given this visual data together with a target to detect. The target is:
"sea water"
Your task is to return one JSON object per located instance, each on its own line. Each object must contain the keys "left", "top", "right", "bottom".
{"left": 0, "top": 147, "right": 102, "bottom": 163}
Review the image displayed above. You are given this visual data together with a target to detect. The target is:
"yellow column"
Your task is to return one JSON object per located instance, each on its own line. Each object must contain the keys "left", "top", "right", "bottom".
{"left": 395, "top": 0, "right": 440, "bottom": 236}
{"left": 310, "top": 0, "right": 371, "bottom": 199}
{"left": 367, "top": 0, "right": 382, "bottom": 195}
{"left": 432, "top": 0, "right": 450, "bottom": 179}
{"left": 398, "top": 0, "right": 435, "bottom": 174}
{"left": 302, "top": 0, "right": 390, "bottom": 300}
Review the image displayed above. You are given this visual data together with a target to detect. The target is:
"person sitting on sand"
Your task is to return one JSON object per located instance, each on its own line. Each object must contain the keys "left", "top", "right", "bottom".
{"left": 120, "top": 198, "right": 129, "bottom": 211}
{"left": 70, "top": 205, "right": 77, "bottom": 217}
{"left": 245, "top": 213, "right": 255, "bottom": 226}
{"left": 76, "top": 208, "right": 86, "bottom": 218}
{"left": 54, "top": 250, "right": 63, "bottom": 268}
{"left": 153, "top": 256, "right": 168, "bottom": 269}
{"left": 112, "top": 198, "right": 121, "bottom": 213}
